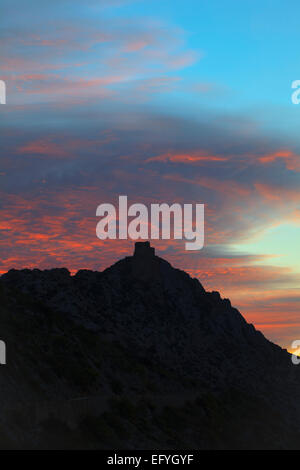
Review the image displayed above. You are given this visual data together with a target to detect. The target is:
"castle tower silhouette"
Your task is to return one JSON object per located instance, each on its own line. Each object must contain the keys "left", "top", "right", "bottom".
{"left": 133, "top": 241, "right": 155, "bottom": 258}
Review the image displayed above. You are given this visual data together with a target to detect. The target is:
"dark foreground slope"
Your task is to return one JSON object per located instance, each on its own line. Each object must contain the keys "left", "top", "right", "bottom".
{"left": 0, "top": 242, "right": 299, "bottom": 449}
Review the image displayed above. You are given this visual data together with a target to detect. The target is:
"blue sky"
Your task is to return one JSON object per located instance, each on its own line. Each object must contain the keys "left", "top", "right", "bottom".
{"left": 118, "top": 0, "right": 300, "bottom": 138}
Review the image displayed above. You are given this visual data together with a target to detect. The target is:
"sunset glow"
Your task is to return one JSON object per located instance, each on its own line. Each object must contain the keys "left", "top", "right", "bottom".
{"left": 1, "top": 0, "right": 300, "bottom": 351}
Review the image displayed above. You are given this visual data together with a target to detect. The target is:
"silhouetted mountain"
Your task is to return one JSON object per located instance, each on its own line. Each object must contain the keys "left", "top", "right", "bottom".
{"left": 0, "top": 242, "right": 299, "bottom": 449}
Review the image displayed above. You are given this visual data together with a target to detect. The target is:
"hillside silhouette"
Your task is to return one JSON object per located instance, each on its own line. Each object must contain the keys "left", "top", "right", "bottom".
{"left": 0, "top": 241, "right": 299, "bottom": 449}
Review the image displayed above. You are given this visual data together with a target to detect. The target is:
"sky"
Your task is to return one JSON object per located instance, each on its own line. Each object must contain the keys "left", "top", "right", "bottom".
{"left": 1, "top": 0, "right": 300, "bottom": 350}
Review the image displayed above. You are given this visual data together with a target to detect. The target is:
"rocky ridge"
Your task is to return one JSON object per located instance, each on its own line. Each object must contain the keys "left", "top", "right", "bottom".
{"left": 0, "top": 242, "right": 299, "bottom": 449}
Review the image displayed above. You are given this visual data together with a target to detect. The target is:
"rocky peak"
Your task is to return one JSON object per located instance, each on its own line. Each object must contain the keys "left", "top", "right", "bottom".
{"left": 0, "top": 242, "right": 298, "bottom": 450}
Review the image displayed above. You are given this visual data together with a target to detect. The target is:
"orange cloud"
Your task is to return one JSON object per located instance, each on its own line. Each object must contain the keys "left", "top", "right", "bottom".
{"left": 147, "top": 151, "right": 228, "bottom": 164}
{"left": 18, "top": 139, "right": 69, "bottom": 158}
{"left": 258, "top": 149, "right": 300, "bottom": 171}
{"left": 16, "top": 132, "right": 116, "bottom": 159}
{"left": 254, "top": 182, "right": 300, "bottom": 203}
